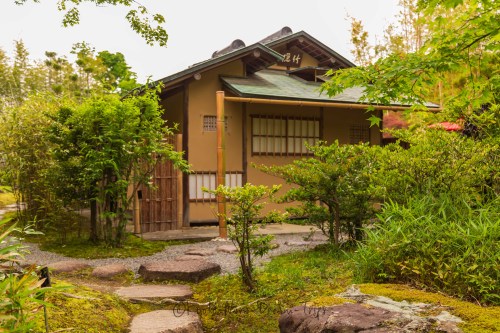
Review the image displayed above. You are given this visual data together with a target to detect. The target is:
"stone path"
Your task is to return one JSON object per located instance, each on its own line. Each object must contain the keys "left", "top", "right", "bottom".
{"left": 129, "top": 310, "right": 203, "bottom": 333}
{"left": 115, "top": 285, "right": 193, "bottom": 301}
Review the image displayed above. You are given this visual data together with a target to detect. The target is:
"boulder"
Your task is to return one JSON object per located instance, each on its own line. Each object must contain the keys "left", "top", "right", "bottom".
{"left": 279, "top": 286, "right": 464, "bottom": 333}
{"left": 129, "top": 310, "right": 203, "bottom": 333}
{"left": 138, "top": 260, "right": 221, "bottom": 283}
{"left": 279, "top": 303, "right": 398, "bottom": 333}
{"left": 91, "top": 264, "right": 129, "bottom": 279}
{"left": 48, "top": 260, "right": 90, "bottom": 273}
{"left": 115, "top": 285, "right": 193, "bottom": 301}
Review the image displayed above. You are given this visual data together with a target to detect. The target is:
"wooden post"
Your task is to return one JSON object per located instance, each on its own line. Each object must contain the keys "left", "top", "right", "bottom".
{"left": 216, "top": 91, "right": 227, "bottom": 239}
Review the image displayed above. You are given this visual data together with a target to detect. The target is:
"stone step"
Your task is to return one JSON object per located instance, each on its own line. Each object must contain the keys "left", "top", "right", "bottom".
{"left": 92, "top": 264, "right": 130, "bottom": 279}
{"left": 129, "top": 310, "right": 203, "bottom": 333}
{"left": 48, "top": 260, "right": 91, "bottom": 273}
{"left": 115, "top": 285, "right": 193, "bottom": 301}
{"left": 138, "top": 260, "right": 221, "bottom": 283}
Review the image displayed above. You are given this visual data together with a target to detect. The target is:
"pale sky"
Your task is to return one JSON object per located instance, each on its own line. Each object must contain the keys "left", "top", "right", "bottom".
{"left": 0, "top": 0, "right": 400, "bottom": 82}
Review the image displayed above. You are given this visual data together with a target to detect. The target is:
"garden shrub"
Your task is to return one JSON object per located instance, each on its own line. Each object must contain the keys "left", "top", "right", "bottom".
{"left": 354, "top": 194, "right": 500, "bottom": 305}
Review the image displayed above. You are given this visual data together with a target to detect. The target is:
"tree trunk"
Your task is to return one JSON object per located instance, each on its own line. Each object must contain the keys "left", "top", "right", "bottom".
{"left": 334, "top": 201, "right": 341, "bottom": 245}
{"left": 89, "top": 198, "right": 98, "bottom": 243}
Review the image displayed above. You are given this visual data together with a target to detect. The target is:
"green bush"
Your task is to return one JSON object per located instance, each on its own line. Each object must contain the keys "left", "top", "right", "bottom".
{"left": 354, "top": 194, "right": 500, "bottom": 305}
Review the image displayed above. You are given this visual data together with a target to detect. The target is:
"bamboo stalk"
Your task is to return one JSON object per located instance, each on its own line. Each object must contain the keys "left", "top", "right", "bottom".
{"left": 216, "top": 91, "right": 227, "bottom": 239}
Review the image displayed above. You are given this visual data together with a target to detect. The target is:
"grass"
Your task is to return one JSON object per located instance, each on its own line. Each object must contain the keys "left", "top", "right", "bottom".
{"left": 192, "top": 244, "right": 354, "bottom": 332}
{"left": 30, "top": 233, "right": 198, "bottom": 259}
{"left": 32, "top": 280, "right": 144, "bottom": 333}
{"left": 4, "top": 209, "right": 199, "bottom": 259}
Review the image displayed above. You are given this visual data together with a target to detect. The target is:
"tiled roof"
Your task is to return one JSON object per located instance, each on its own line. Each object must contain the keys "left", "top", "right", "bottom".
{"left": 222, "top": 69, "right": 366, "bottom": 103}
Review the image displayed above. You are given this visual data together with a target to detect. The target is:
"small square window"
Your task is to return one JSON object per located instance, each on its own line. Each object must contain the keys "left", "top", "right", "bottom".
{"left": 203, "top": 115, "right": 227, "bottom": 132}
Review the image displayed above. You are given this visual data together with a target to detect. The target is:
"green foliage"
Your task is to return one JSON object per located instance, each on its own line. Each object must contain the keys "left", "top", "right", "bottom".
{"left": 326, "top": 0, "right": 499, "bottom": 132}
{"left": 0, "top": 93, "right": 62, "bottom": 227}
{"left": 376, "top": 129, "right": 499, "bottom": 203}
{"left": 207, "top": 184, "right": 286, "bottom": 291}
{"left": 48, "top": 87, "right": 188, "bottom": 246}
{"left": 14, "top": 0, "right": 168, "bottom": 47}
{"left": 354, "top": 194, "right": 500, "bottom": 305}
{"left": 259, "top": 141, "right": 377, "bottom": 245}
{"left": 0, "top": 218, "right": 49, "bottom": 332}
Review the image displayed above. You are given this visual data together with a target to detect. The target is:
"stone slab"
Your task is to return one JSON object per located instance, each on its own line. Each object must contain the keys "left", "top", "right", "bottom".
{"left": 138, "top": 260, "right": 221, "bottom": 283}
{"left": 175, "top": 255, "right": 205, "bottom": 261}
{"left": 115, "top": 285, "right": 193, "bottom": 301}
{"left": 129, "top": 310, "right": 203, "bottom": 333}
{"left": 184, "top": 248, "right": 215, "bottom": 256}
{"left": 92, "top": 264, "right": 130, "bottom": 279}
{"left": 216, "top": 244, "right": 238, "bottom": 254}
{"left": 285, "top": 241, "right": 311, "bottom": 246}
{"left": 48, "top": 260, "right": 91, "bottom": 273}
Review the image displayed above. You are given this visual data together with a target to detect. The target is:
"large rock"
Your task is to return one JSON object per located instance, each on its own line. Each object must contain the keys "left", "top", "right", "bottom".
{"left": 115, "top": 285, "right": 193, "bottom": 301}
{"left": 129, "top": 310, "right": 203, "bottom": 333}
{"left": 138, "top": 260, "right": 221, "bottom": 283}
{"left": 279, "top": 303, "right": 398, "bottom": 333}
{"left": 91, "top": 264, "right": 129, "bottom": 279}
{"left": 279, "top": 286, "right": 464, "bottom": 333}
{"left": 48, "top": 260, "right": 90, "bottom": 273}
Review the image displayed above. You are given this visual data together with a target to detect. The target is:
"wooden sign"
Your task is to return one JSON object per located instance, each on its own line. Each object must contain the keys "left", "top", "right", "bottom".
{"left": 277, "top": 50, "right": 303, "bottom": 67}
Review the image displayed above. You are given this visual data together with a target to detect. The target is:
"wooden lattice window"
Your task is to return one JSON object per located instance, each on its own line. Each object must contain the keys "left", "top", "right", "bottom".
{"left": 349, "top": 124, "right": 370, "bottom": 144}
{"left": 203, "top": 115, "right": 228, "bottom": 132}
{"left": 251, "top": 115, "right": 320, "bottom": 156}
{"left": 189, "top": 171, "right": 243, "bottom": 202}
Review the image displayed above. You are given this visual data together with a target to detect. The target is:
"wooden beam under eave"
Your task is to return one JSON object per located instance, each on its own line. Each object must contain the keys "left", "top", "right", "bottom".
{"left": 224, "top": 96, "right": 441, "bottom": 112}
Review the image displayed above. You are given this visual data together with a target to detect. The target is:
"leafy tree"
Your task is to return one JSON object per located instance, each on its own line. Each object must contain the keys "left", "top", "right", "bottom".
{"left": 259, "top": 142, "right": 377, "bottom": 245}
{"left": 207, "top": 184, "right": 285, "bottom": 291}
{"left": 97, "top": 50, "right": 140, "bottom": 93}
{"left": 48, "top": 87, "right": 188, "bottom": 246}
{"left": 14, "top": 0, "right": 168, "bottom": 46}
{"left": 0, "top": 93, "right": 61, "bottom": 227}
{"left": 327, "top": 0, "right": 499, "bottom": 134}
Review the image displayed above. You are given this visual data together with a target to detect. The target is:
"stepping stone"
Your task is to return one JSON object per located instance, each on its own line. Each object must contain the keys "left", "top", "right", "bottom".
{"left": 184, "top": 248, "right": 215, "bottom": 256}
{"left": 115, "top": 285, "right": 193, "bottom": 301}
{"left": 175, "top": 255, "right": 205, "bottom": 261}
{"left": 138, "top": 260, "right": 221, "bottom": 283}
{"left": 216, "top": 244, "right": 238, "bottom": 254}
{"left": 285, "top": 240, "right": 310, "bottom": 246}
{"left": 129, "top": 310, "right": 203, "bottom": 333}
{"left": 48, "top": 260, "right": 91, "bottom": 273}
{"left": 92, "top": 264, "right": 130, "bottom": 279}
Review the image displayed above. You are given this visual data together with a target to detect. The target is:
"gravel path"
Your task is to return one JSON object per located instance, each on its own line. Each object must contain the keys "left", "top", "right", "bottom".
{"left": 2, "top": 203, "right": 328, "bottom": 275}
{"left": 20, "top": 233, "right": 328, "bottom": 275}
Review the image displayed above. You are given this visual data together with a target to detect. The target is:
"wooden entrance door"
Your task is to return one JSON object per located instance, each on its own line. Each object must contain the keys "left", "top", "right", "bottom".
{"left": 138, "top": 136, "right": 181, "bottom": 232}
